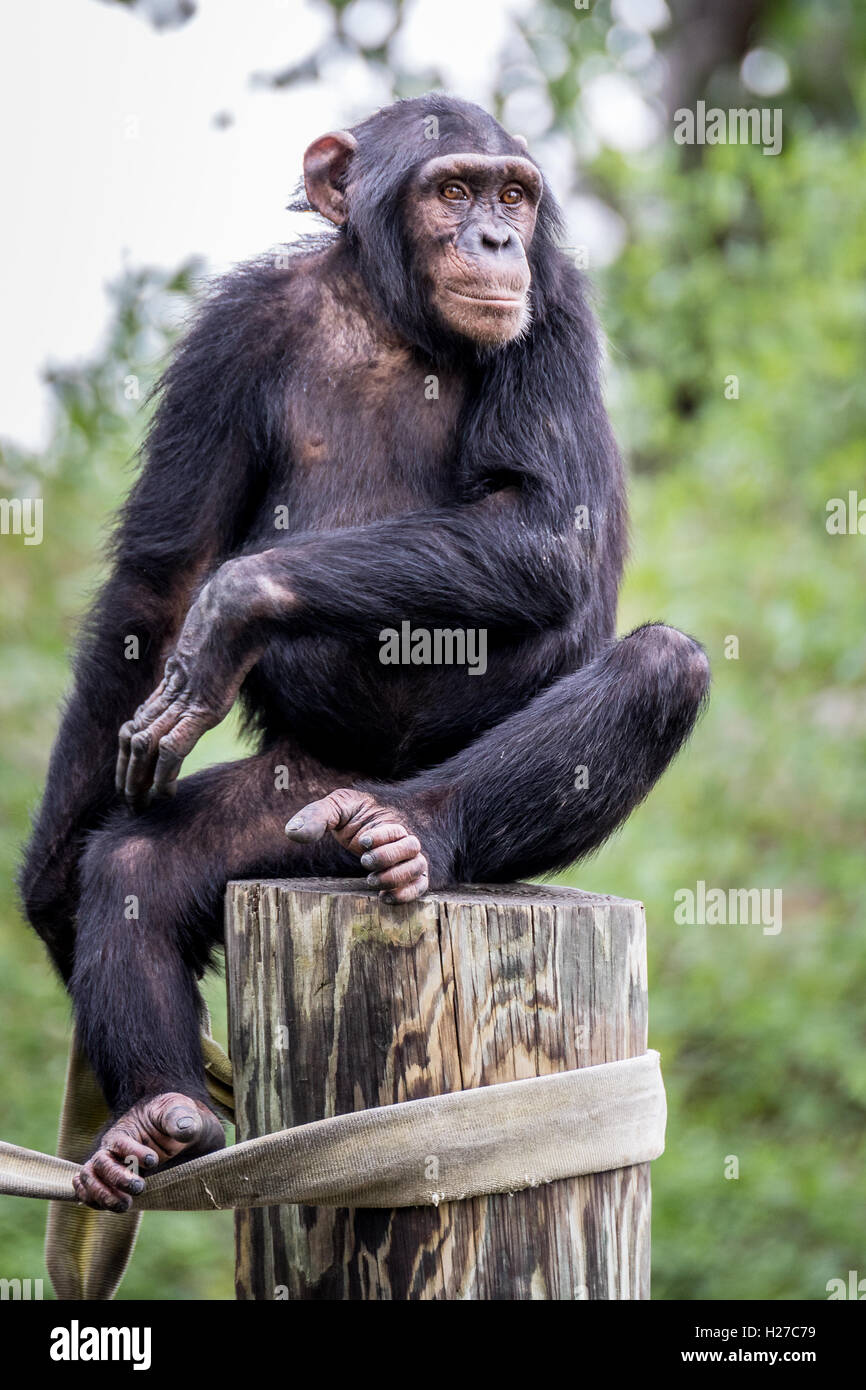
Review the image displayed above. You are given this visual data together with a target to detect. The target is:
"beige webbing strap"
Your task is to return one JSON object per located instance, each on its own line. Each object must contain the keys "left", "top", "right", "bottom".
{"left": 42, "top": 1033, "right": 142, "bottom": 1302}
{"left": 43, "top": 1027, "right": 232, "bottom": 1300}
{"left": 3, "top": 1050, "right": 665, "bottom": 1211}
{"left": 1, "top": 1036, "right": 665, "bottom": 1299}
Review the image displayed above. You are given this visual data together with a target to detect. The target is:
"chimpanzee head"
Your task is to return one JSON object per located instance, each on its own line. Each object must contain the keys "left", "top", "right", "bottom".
{"left": 301, "top": 95, "right": 562, "bottom": 358}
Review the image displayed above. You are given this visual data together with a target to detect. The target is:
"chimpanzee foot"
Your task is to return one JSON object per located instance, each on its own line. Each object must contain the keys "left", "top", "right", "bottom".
{"left": 286, "top": 787, "right": 431, "bottom": 902}
{"left": 72, "top": 1092, "right": 225, "bottom": 1212}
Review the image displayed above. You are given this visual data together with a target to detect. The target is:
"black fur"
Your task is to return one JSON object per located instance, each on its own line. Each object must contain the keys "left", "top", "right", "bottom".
{"left": 20, "top": 97, "right": 708, "bottom": 1114}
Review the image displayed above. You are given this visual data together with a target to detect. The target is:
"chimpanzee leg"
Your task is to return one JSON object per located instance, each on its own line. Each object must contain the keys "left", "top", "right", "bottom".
{"left": 72, "top": 625, "right": 706, "bottom": 1208}
{"left": 72, "top": 744, "right": 360, "bottom": 1113}
{"left": 405, "top": 622, "right": 710, "bottom": 883}
{"left": 69, "top": 743, "right": 362, "bottom": 1209}
{"left": 299, "top": 624, "right": 708, "bottom": 894}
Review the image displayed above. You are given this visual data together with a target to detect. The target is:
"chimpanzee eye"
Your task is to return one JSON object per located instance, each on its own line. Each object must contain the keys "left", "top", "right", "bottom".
{"left": 500, "top": 187, "right": 523, "bottom": 206}
{"left": 441, "top": 183, "right": 469, "bottom": 201}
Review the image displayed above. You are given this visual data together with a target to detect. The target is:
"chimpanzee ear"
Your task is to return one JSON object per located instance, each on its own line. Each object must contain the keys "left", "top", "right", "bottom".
{"left": 512, "top": 134, "right": 529, "bottom": 152}
{"left": 303, "top": 131, "right": 359, "bottom": 226}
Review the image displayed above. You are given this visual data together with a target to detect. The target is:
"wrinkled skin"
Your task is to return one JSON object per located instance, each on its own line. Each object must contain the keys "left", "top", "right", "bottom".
{"left": 409, "top": 152, "right": 542, "bottom": 344}
{"left": 115, "top": 561, "right": 266, "bottom": 808}
{"left": 74, "top": 1095, "right": 225, "bottom": 1212}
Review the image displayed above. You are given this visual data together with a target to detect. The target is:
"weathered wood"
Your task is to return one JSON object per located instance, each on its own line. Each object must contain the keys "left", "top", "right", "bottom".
{"left": 226, "top": 877, "right": 650, "bottom": 1301}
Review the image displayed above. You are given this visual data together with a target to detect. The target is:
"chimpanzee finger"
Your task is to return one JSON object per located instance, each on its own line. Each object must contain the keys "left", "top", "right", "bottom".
{"left": 116, "top": 692, "right": 166, "bottom": 793}
{"left": 151, "top": 716, "right": 204, "bottom": 798}
{"left": 91, "top": 1149, "right": 145, "bottom": 1196}
{"left": 104, "top": 1131, "right": 159, "bottom": 1172}
{"left": 74, "top": 1167, "right": 131, "bottom": 1213}
{"left": 367, "top": 852, "right": 428, "bottom": 890}
{"left": 123, "top": 699, "right": 187, "bottom": 805}
{"left": 356, "top": 823, "right": 411, "bottom": 852}
{"left": 116, "top": 719, "right": 136, "bottom": 794}
{"left": 72, "top": 1172, "right": 98, "bottom": 1206}
{"left": 285, "top": 798, "right": 336, "bottom": 843}
{"left": 380, "top": 872, "right": 429, "bottom": 904}
{"left": 360, "top": 834, "right": 420, "bottom": 872}
{"left": 123, "top": 727, "right": 162, "bottom": 807}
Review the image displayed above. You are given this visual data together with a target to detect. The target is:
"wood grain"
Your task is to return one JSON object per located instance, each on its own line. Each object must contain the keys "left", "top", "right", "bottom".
{"left": 226, "top": 877, "right": 651, "bottom": 1300}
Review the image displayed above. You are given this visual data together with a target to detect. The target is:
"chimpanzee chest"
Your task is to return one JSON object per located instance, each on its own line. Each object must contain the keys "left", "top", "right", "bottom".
{"left": 275, "top": 351, "right": 466, "bottom": 531}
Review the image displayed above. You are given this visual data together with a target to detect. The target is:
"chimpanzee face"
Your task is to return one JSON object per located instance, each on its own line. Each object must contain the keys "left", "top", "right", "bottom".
{"left": 302, "top": 130, "right": 543, "bottom": 352}
{"left": 407, "top": 154, "right": 543, "bottom": 348}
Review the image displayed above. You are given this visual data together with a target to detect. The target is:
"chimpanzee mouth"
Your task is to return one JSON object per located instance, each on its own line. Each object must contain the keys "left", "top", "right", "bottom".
{"left": 447, "top": 287, "right": 525, "bottom": 307}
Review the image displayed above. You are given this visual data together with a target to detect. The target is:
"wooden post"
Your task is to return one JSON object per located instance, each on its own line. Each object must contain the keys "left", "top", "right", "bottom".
{"left": 226, "top": 877, "right": 650, "bottom": 1301}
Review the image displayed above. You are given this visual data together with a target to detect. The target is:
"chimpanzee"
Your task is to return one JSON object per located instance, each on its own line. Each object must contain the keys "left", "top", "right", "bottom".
{"left": 19, "top": 95, "right": 709, "bottom": 1210}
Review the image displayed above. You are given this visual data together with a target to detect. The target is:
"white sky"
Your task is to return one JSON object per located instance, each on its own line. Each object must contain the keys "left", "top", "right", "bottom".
{"left": 0, "top": 0, "right": 532, "bottom": 449}
{"left": 0, "top": 0, "right": 656, "bottom": 451}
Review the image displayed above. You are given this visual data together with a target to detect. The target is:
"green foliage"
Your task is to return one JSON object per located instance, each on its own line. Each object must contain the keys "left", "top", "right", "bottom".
{"left": 547, "top": 47, "right": 866, "bottom": 1302}
{"left": 1, "top": 0, "right": 864, "bottom": 1302}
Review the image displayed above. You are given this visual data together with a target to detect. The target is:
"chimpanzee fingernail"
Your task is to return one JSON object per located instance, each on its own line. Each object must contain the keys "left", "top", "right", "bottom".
{"left": 366, "top": 873, "right": 379, "bottom": 887}
{"left": 128, "top": 1178, "right": 145, "bottom": 1195}
{"left": 381, "top": 893, "right": 395, "bottom": 904}
{"left": 144, "top": 1152, "right": 158, "bottom": 1169}
{"left": 285, "top": 817, "right": 305, "bottom": 833}
{"left": 359, "top": 834, "right": 373, "bottom": 850}
{"left": 360, "top": 853, "right": 374, "bottom": 869}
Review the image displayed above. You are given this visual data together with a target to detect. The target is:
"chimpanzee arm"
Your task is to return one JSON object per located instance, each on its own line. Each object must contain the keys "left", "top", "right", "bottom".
{"left": 114, "top": 486, "right": 598, "bottom": 805}
{"left": 266, "top": 499, "right": 583, "bottom": 635}
{"left": 19, "top": 267, "right": 284, "bottom": 967}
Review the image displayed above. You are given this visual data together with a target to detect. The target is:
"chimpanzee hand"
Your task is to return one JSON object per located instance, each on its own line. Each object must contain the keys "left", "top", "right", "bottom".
{"left": 116, "top": 563, "right": 265, "bottom": 808}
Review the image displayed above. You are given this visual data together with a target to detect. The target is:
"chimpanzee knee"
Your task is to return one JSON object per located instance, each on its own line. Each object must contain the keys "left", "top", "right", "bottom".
{"left": 75, "top": 815, "right": 217, "bottom": 976}
{"left": 78, "top": 821, "right": 157, "bottom": 909}
{"left": 620, "top": 622, "right": 710, "bottom": 724}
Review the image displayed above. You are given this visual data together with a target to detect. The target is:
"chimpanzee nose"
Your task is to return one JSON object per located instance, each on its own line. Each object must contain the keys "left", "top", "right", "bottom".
{"left": 480, "top": 224, "right": 512, "bottom": 250}
{"left": 459, "top": 221, "right": 517, "bottom": 258}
